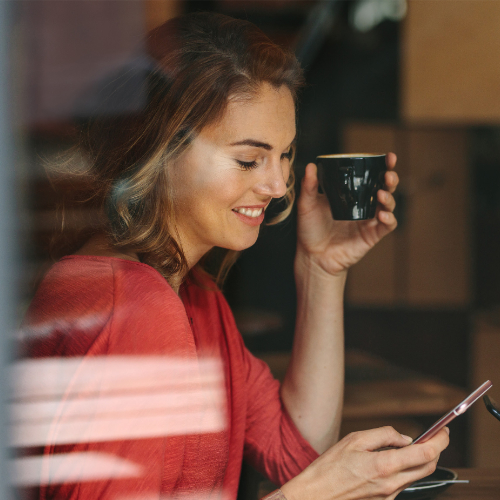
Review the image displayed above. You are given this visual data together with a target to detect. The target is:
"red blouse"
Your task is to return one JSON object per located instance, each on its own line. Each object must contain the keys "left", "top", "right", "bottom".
{"left": 20, "top": 256, "right": 318, "bottom": 500}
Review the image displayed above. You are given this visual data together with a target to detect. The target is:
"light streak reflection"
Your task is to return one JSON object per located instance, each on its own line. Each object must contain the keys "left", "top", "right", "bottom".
{"left": 11, "top": 452, "right": 142, "bottom": 486}
{"left": 11, "top": 356, "right": 227, "bottom": 489}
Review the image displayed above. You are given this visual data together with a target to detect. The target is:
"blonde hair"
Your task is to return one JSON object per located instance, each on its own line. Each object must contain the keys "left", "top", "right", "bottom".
{"left": 52, "top": 12, "right": 304, "bottom": 287}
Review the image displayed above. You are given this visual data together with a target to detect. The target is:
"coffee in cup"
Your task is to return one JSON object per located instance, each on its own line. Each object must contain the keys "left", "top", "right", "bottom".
{"left": 316, "top": 153, "right": 387, "bottom": 220}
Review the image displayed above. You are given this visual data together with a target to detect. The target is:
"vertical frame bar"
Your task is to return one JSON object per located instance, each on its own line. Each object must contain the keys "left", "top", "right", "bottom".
{"left": 0, "top": 0, "right": 16, "bottom": 498}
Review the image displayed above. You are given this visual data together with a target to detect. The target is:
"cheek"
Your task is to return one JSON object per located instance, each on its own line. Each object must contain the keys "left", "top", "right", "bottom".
{"left": 172, "top": 148, "right": 251, "bottom": 212}
{"left": 187, "top": 170, "right": 247, "bottom": 213}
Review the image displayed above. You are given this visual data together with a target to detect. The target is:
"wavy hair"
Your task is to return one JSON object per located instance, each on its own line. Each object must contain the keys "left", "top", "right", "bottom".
{"left": 53, "top": 12, "right": 304, "bottom": 286}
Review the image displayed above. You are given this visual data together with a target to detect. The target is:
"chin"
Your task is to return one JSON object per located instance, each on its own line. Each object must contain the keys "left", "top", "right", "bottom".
{"left": 225, "top": 232, "right": 260, "bottom": 252}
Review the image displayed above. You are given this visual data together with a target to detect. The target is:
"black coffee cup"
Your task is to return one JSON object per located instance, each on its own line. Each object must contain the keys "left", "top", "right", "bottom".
{"left": 316, "top": 153, "right": 387, "bottom": 220}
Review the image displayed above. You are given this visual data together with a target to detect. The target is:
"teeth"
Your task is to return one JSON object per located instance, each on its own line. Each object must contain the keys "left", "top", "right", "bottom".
{"left": 234, "top": 207, "right": 263, "bottom": 218}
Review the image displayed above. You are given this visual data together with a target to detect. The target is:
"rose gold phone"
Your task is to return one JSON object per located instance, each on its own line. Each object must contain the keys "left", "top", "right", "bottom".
{"left": 413, "top": 380, "right": 492, "bottom": 444}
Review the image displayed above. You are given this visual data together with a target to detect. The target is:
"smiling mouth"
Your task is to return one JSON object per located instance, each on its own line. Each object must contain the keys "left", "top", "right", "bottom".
{"left": 232, "top": 207, "right": 264, "bottom": 218}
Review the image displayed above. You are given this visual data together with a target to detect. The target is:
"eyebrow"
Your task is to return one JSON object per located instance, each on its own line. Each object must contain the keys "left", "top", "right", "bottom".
{"left": 229, "top": 139, "right": 273, "bottom": 150}
{"left": 229, "top": 137, "right": 297, "bottom": 151}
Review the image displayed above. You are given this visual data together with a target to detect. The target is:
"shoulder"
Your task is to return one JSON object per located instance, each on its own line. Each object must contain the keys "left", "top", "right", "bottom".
{"left": 29, "top": 256, "right": 174, "bottom": 312}
{"left": 23, "top": 256, "right": 194, "bottom": 356}
{"left": 25, "top": 256, "right": 114, "bottom": 326}
{"left": 24, "top": 255, "right": 184, "bottom": 333}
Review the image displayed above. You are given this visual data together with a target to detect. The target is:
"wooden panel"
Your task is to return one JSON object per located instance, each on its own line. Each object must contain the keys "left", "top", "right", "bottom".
{"left": 342, "top": 123, "right": 470, "bottom": 307}
{"left": 471, "top": 312, "right": 500, "bottom": 467}
{"left": 258, "top": 350, "right": 467, "bottom": 419}
{"left": 342, "top": 123, "right": 399, "bottom": 306}
{"left": 405, "top": 129, "right": 470, "bottom": 305}
{"left": 402, "top": 0, "right": 500, "bottom": 124}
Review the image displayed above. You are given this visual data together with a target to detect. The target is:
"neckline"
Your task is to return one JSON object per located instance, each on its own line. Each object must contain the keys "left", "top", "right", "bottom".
{"left": 60, "top": 255, "right": 214, "bottom": 295}
{"left": 61, "top": 254, "right": 159, "bottom": 272}
{"left": 60, "top": 254, "right": 196, "bottom": 295}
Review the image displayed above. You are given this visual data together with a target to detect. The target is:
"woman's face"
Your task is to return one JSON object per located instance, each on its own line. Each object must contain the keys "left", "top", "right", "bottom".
{"left": 170, "top": 83, "right": 296, "bottom": 267}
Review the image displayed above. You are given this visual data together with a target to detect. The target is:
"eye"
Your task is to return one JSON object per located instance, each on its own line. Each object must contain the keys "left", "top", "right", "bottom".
{"left": 281, "top": 149, "right": 293, "bottom": 161}
{"left": 236, "top": 159, "right": 258, "bottom": 170}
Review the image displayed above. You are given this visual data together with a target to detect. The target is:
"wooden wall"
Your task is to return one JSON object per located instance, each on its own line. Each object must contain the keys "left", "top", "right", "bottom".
{"left": 343, "top": 123, "right": 471, "bottom": 307}
{"left": 402, "top": 0, "right": 500, "bottom": 124}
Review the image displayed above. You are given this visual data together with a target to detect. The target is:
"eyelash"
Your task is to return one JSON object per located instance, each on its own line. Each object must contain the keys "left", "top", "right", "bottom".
{"left": 236, "top": 150, "right": 293, "bottom": 171}
{"left": 236, "top": 160, "right": 258, "bottom": 170}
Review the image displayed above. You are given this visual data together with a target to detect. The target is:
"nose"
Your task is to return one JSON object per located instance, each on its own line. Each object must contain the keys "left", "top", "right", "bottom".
{"left": 254, "top": 158, "right": 289, "bottom": 199}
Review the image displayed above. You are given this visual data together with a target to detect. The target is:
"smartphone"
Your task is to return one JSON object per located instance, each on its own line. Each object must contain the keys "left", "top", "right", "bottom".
{"left": 412, "top": 380, "right": 492, "bottom": 444}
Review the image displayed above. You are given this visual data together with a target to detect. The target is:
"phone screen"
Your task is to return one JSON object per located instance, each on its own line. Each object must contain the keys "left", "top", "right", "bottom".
{"left": 412, "top": 380, "right": 492, "bottom": 444}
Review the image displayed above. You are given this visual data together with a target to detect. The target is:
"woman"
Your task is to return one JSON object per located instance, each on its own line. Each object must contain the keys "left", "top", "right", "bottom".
{"left": 21, "top": 11, "right": 449, "bottom": 500}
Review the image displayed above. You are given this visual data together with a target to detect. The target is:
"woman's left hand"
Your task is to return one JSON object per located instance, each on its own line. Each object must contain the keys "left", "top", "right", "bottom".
{"left": 296, "top": 152, "right": 399, "bottom": 277}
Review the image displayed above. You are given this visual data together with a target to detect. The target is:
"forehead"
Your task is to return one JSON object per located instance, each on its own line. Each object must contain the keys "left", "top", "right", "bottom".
{"left": 201, "top": 83, "right": 296, "bottom": 146}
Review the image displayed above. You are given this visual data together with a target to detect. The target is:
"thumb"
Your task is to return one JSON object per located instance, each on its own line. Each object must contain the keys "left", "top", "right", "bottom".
{"left": 299, "top": 163, "right": 319, "bottom": 208}
{"left": 355, "top": 427, "right": 413, "bottom": 452}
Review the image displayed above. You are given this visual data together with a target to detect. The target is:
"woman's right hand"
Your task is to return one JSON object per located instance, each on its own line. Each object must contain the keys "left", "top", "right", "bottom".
{"left": 280, "top": 426, "right": 450, "bottom": 500}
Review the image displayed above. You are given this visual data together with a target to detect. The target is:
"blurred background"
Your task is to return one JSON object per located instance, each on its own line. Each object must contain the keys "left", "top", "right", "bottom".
{"left": 4, "top": 0, "right": 500, "bottom": 497}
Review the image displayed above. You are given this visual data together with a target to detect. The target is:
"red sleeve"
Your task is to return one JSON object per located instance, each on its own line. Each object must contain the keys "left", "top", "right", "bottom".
{"left": 20, "top": 258, "right": 204, "bottom": 500}
{"left": 180, "top": 273, "right": 319, "bottom": 490}
{"left": 241, "top": 347, "right": 319, "bottom": 486}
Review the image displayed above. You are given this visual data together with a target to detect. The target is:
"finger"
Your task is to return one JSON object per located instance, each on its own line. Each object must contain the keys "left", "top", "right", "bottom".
{"left": 377, "top": 190, "right": 396, "bottom": 212}
{"left": 349, "top": 426, "right": 413, "bottom": 452}
{"left": 377, "top": 449, "right": 438, "bottom": 488}
{"left": 298, "top": 163, "right": 320, "bottom": 211}
{"left": 377, "top": 210, "right": 397, "bottom": 230}
{"left": 301, "top": 163, "right": 319, "bottom": 193}
{"left": 302, "top": 163, "right": 318, "bottom": 191}
{"left": 386, "top": 152, "right": 397, "bottom": 170}
{"left": 384, "top": 170, "right": 399, "bottom": 194}
{"left": 373, "top": 447, "right": 440, "bottom": 494}
{"left": 393, "top": 456, "right": 440, "bottom": 492}
{"left": 384, "top": 430, "right": 448, "bottom": 496}
{"left": 384, "top": 428, "right": 449, "bottom": 472}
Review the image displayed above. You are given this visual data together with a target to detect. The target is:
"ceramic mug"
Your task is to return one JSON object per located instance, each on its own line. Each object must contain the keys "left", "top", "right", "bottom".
{"left": 316, "top": 153, "right": 387, "bottom": 220}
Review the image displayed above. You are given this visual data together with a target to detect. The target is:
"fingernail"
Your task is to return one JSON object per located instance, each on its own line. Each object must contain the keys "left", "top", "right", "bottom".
{"left": 401, "top": 434, "right": 413, "bottom": 443}
{"left": 445, "top": 427, "right": 450, "bottom": 435}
